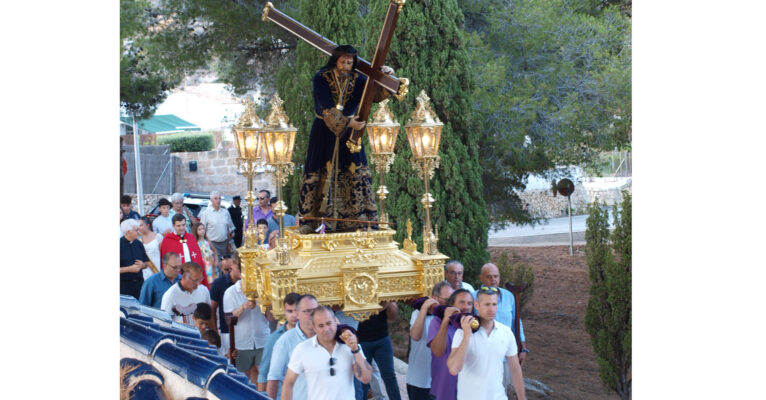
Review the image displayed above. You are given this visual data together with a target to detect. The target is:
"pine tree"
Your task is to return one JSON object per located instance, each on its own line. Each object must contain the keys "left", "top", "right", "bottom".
{"left": 363, "top": 0, "right": 490, "bottom": 278}
{"left": 275, "top": 0, "right": 364, "bottom": 212}
{"left": 584, "top": 194, "right": 631, "bottom": 399}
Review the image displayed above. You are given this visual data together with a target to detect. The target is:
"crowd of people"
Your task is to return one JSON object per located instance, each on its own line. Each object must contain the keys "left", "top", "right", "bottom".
{"left": 120, "top": 193, "right": 530, "bottom": 400}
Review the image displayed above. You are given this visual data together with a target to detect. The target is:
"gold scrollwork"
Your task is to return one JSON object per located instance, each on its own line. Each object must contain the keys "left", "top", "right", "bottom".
{"left": 346, "top": 139, "right": 362, "bottom": 154}
{"left": 402, "top": 219, "right": 417, "bottom": 252}
{"left": 394, "top": 77, "right": 409, "bottom": 101}
{"left": 262, "top": 2, "right": 274, "bottom": 22}
{"left": 298, "top": 281, "right": 341, "bottom": 299}
{"left": 320, "top": 235, "right": 339, "bottom": 252}
{"left": 378, "top": 276, "right": 416, "bottom": 294}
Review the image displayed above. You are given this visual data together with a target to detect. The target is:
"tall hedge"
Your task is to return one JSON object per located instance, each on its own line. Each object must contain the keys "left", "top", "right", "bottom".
{"left": 157, "top": 132, "right": 214, "bottom": 152}
{"left": 363, "top": 0, "right": 490, "bottom": 278}
{"left": 584, "top": 193, "right": 631, "bottom": 399}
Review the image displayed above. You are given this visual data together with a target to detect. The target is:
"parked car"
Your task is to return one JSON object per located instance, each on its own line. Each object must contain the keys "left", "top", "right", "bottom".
{"left": 145, "top": 193, "right": 232, "bottom": 222}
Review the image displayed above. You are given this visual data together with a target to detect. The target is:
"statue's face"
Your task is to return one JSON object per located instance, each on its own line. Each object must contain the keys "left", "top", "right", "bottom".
{"left": 335, "top": 54, "right": 354, "bottom": 76}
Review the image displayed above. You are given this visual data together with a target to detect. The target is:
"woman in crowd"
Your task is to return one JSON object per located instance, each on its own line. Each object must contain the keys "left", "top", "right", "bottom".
{"left": 120, "top": 219, "right": 149, "bottom": 299}
{"left": 193, "top": 221, "right": 218, "bottom": 283}
{"left": 170, "top": 192, "right": 197, "bottom": 233}
{"left": 138, "top": 216, "right": 162, "bottom": 280}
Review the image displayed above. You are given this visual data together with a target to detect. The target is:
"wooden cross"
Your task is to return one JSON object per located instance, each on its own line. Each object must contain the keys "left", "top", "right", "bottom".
{"left": 262, "top": 1, "right": 409, "bottom": 152}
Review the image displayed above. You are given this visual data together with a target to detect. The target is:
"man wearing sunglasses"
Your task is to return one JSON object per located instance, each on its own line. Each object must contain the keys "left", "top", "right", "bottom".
{"left": 268, "top": 294, "right": 319, "bottom": 400}
{"left": 160, "top": 262, "right": 211, "bottom": 324}
{"left": 282, "top": 306, "right": 372, "bottom": 400}
{"left": 139, "top": 252, "right": 181, "bottom": 309}
{"left": 253, "top": 190, "right": 274, "bottom": 222}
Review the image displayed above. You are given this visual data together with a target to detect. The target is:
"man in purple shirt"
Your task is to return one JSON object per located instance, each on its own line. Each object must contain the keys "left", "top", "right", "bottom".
{"left": 426, "top": 288, "right": 474, "bottom": 400}
{"left": 253, "top": 190, "right": 273, "bottom": 222}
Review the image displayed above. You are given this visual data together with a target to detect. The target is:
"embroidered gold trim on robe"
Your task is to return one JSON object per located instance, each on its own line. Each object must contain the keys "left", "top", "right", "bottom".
{"left": 322, "top": 69, "right": 356, "bottom": 107}
{"left": 321, "top": 108, "right": 350, "bottom": 136}
{"left": 298, "top": 164, "right": 377, "bottom": 231}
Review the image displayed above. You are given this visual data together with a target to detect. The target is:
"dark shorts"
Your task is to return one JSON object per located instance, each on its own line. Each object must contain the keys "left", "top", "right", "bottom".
{"left": 235, "top": 346, "right": 263, "bottom": 372}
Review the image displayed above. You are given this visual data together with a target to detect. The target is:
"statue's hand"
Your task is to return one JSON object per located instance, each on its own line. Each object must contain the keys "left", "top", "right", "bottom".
{"left": 348, "top": 116, "right": 366, "bottom": 131}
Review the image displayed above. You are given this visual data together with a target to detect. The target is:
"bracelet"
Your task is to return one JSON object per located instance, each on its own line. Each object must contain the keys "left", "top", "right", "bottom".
{"left": 351, "top": 347, "right": 361, "bottom": 354}
{"left": 520, "top": 348, "right": 529, "bottom": 354}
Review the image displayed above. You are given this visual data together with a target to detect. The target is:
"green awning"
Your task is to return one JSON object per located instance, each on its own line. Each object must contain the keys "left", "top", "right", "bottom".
{"left": 120, "top": 114, "right": 202, "bottom": 134}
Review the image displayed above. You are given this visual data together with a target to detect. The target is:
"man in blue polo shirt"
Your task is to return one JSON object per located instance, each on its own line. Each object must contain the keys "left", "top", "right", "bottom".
{"left": 258, "top": 292, "right": 301, "bottom": 391}
{"left": 138, "top": 252, "right": 181, "bottom": 309}
{"left": 267, "top": 294, "right": 318, "bottom": 400}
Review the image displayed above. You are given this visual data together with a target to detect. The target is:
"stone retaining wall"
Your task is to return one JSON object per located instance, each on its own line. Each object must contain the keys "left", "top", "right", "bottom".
{"left": 518, "top": 178, "right": 631, "bottom": 218}
{"left": 172, "top": 140, "right": 275, "bottom": 197}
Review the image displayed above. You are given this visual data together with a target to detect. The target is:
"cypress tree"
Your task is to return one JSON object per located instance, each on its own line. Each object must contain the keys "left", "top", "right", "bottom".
{"left": 275, "top": 0, "right": 363, "bottom": 212}
{"left": 363, "top": 0, "right": 490, "bottom": 279}
{"left": 584, "top": 194, "right": 631, "bottom": 399}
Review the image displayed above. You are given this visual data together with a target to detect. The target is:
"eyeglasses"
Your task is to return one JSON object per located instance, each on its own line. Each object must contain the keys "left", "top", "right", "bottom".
{"left": 479, "top": 285, "right": 498, "bottom": 292}
{"left": 258, "top": 197, "right": 267, "bottom": 200}
{"left": 300, "top": 307, "right": 316, "bottom": 314}
{"left": 329, "top": 357, "right": 336, "bottom": 376}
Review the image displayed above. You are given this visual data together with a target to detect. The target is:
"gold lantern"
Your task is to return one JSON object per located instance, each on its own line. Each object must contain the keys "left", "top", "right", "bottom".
{"left": 366, "top": 99, "right": 399, "bottom": 224}
{"left": 404, "top": 90, "right": 443, "bottom": 255}
{"left": 261, "top": 93, "right": 297, "bottom": 265}
{"left": 232, "top": 97, "right": 266, "bottom": 250}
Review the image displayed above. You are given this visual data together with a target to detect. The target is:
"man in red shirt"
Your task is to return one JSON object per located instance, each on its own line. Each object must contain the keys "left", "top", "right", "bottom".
{"left": 160, "top": 214, "right": 209, "bottom": 288}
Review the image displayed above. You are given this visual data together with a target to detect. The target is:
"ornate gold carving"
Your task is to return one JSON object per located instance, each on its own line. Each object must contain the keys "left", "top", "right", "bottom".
{"left": 320, "top": 235, "right": 339, "bottom": 252}
{"left": 346, "top": 139, "right": 362, "bottom": 153}
{"left": 403, "top": 219, "right": 417, "bottom": 253}
{"left": 412, "top": 156, "right": 440, "bottom": 180}
{"left": 345, "top": 273, "right": 378, "bottom": 305}
{"left": 262, "top": 2, "right": 274, "bottom": 21}
{"left": 343, "top": 230, "right": 377, "bottom": 264}
{"left": 236, "top": 97, "right": 264, "bottom": 129}
{"left": 378, "top": 275, "right": 418, "bottom": 294}
{"left": 394, "top": 77, "right": 409, "bottom": 101}
{"left": 297, "top": 281, "right": 341, "bottom": 299}
{"left": 392, "top": 0, "right": 406, "bottom": 13}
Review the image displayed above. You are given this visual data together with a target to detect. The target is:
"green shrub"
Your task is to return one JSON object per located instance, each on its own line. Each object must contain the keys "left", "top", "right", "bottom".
{"left": 495, "top": 250, "right": 535, "bottom": 311}
{"left": 157, "top": 132, "right": 214, "bottom": 152}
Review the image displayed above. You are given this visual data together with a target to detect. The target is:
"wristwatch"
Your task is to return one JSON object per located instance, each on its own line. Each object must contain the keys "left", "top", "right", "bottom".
{"left": 520, "top": 348, "right": 529, "bottom": 354}
{"left": 351, "top": 347, "right": 361, "bottom": 354}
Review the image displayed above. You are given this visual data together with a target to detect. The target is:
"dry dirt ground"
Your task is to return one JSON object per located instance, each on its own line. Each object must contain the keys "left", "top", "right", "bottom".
{"left": 390, "top": 245, "right": 622, "bottom": 400}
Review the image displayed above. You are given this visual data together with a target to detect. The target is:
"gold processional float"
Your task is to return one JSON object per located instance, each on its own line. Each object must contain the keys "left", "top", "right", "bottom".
{"left": 232, "top": 91, "right": 447, "bottom": 322}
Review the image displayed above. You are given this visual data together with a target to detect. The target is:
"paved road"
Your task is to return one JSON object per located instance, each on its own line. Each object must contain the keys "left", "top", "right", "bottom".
{"left": 488, "top": 211, "right": 614, "bottom": 247}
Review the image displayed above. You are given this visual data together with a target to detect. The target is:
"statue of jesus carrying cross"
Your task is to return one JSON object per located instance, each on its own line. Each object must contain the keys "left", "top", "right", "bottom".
{"left": 263, "top": 1, "right": 409, "bottom": 233}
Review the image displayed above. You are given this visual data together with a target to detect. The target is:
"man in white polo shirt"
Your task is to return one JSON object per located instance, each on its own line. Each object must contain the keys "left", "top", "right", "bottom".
{"left": 223, "top": 260, "right": 273, "bottom": 384}
{"left": 282, "top": 306, "right": 372, "bottom": 400}
{"left": 160, "top": 262, "right": 211, "bottom": 324}
{"left": 447, "top": 288, "right": 526, "bottom": 400}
